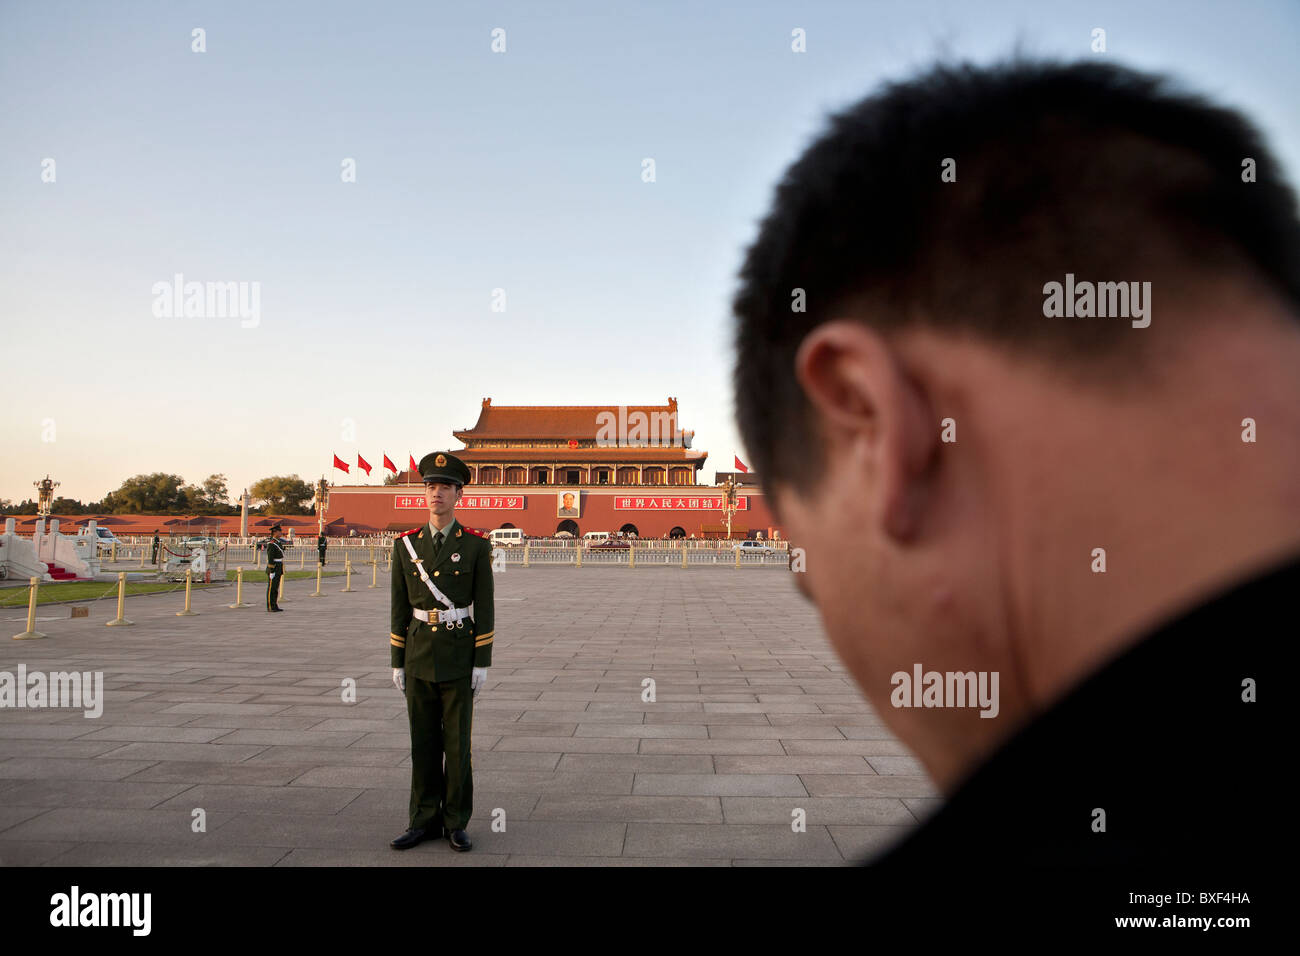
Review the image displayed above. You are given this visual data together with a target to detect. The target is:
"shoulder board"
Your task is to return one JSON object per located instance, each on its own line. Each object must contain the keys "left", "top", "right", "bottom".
{"left": 396, "top": 527, "right": 420, "bottom": 538}
{"left": 462, "top": 527, "right": 486, "bottom": 538}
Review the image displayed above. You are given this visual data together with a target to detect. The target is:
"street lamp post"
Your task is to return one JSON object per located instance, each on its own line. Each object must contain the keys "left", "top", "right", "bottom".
{"left": 34, "top": 475, "right": 59, "bottom": 517}
{"left": 315, "top": 477, "right": 330, "bottom": 535}
{"left": 722, "top": 475, "right": 738, "bottom": 541}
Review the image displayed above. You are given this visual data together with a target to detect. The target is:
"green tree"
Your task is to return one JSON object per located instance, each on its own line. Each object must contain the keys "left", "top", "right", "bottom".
{"left": 102, "top": 473, "right": 188, "bottom": 513}
{"left": 49, "top": 497, "right": 87, "bottom": 514}
{"left": 202, "top": 473, "right": 230, "bottom": 508}
{"left": 250, "top": 475, "right": 313, "bottom": 515}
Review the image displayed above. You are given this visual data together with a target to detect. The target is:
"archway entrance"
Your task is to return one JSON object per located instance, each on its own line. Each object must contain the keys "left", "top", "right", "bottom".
{"left": 619, "top": 523, "right": 639, "bottom": 538}
{"left": 556, "top": 519, "right": 579, "bottom": 538}
{"left": 668, "top": 526, "right": 686, "bottom": 539}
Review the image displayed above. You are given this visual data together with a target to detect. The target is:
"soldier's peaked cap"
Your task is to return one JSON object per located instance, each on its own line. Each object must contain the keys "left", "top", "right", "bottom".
{"left": 419, "top": 451, "right": 470, "bottom": 486}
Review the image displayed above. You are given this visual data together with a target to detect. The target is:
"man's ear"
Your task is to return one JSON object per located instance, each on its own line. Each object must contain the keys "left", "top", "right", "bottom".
{"left": 793, "top": 320, "right": 936, "bottom": 542}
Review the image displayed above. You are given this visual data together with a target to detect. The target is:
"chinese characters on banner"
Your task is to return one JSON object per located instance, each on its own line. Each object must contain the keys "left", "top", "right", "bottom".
{"left": 394, "top": 495, "right": 526, "bottom": 509}
{"left": 613, "top": 496, "right": 748, "bottom": 510}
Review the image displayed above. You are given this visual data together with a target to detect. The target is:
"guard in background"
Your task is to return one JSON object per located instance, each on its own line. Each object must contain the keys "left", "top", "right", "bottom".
{"left": 151, "top": 530, "right": 160, "bottom": 566}
{"left": 317, "top": 530, "right": 327, "bottom": 566}
{"left": 265, "top": 522, "right": 285, "bottom": 612}
{"left": 389, "top": 451, "right": 494, "bottom": 852}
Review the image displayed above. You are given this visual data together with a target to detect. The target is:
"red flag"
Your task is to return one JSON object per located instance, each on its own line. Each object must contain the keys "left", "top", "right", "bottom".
{"left": 734, "top": 455, "right": 749, "bottom": 473}
{"left": 383, "top": 454, "right": 397, "bottom": 474}
{"left": 409, "top": 454, "right": 418, "bottom": 472}
{"left": 332, "top": 454, "right": 350, "bottom": 474}
{"left": 357, "top": 454, "right": 372, "bottom": 476}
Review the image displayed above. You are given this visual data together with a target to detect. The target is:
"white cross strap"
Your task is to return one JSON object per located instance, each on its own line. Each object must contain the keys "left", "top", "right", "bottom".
{"left": 401, "top": 533, "right": 454, "bottom": 610}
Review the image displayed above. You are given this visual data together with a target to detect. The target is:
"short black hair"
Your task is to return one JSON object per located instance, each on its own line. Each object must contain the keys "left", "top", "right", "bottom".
{"left": 732, "top": 58, "right": 1300, "bottom": 493}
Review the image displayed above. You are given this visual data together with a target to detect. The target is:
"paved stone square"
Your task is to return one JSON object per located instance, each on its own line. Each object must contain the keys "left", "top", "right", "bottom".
{"left": 0, "top": 566, "right": 938, "bottom": 866}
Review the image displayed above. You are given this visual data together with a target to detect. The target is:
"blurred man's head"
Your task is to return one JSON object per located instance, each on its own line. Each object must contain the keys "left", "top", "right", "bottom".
{"left": 733, "top": 59, "right": 1300, "bottom": 789}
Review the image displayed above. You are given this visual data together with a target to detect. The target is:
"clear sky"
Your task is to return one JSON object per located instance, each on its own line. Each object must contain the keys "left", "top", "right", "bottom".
{"left": 3, "top": 0, "right": 1297, "bottom": 504}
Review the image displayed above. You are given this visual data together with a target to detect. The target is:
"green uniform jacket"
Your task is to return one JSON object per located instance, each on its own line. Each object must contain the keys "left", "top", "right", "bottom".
{"left": 390, "top": 522, "right": 494, "bottom": 681}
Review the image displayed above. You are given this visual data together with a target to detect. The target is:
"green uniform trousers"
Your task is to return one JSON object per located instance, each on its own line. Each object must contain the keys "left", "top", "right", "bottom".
{"left": 266, "top": 565, "right": 283, "bottom": 611}
{"left": 405, "top": 674, "right": 474, "bottom": 832}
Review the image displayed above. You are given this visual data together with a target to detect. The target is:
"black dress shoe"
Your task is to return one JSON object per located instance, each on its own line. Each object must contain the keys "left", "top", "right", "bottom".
{"left": 390, "top": 827, "right": 427, "bottom": 850}
{"left": 269, "top": 607, "right": 284, "bottom": 612}
{"left": 447, "top": 829, "right": 472, "bottom": 852}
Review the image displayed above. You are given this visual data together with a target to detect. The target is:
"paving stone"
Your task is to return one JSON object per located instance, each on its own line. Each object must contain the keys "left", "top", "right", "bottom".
{"left": 0, "top": 779, "right": 192, "bottom": 809}
{"left": 866, "top": 755, "right": 927, "bottom": 775}
{"left": 637, "top": 738, "right": 785, "bottom": 755}
{"left": 276, "top": 847, "right": 507, "bottom": 866}
{"left": 828, "top": 825, "right": 917, "bottom": 861}
{"left": 490, "top": 735, "right": 638, "bottom": 754}
{"left": 530, "top": 794, "right": 722, "bottom": 823}
{"left": 445, "top": 821, "right": 627, "bottom": 857}
{"left": 0, "top": 807, "right": 239, "bottom": 844}
{"left": 153, "top": 783, "right": 362, "bottom": 813}
{"left": 0, "top": 757, "right": 160, "bottom": 780}
{"left": 0, "top": 841, "right": 80, "bottom": 865}
{"left": 92, "top": 742, "right": 268, "bottom": 763}
{"left": 622, "top": 823, "right": 841, "bottom": 861}
{"left": 633, "top": 773, "right": 807, "bottom": 797}
{"left": 721, "top": 797, "right": 915, "bottom": 826}
{"left": 37, "top": 842, "right": 291, "bottom": 866}
{"left": 239, "top": 746, "right": 406, "bottom": 767}
{"left": 0, "top": 568, "right": 926, "bottom": 864}
{"left": 0, "top": 739, "right": 135, "bottom": 759}
{"left": 290, "top": 766, "right": 410, "bottom": 789}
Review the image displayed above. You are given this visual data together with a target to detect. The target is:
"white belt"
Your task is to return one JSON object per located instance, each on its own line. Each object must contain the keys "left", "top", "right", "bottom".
{"left": 413, "top": 604, "right": 474, "bottom": 625}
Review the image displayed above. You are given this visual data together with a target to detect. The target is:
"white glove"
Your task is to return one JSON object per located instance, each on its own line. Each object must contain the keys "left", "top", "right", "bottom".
{"left": 471, "top": 667, "right": 488, "bottom": 697}
{"left": 392, "top": 667, "right": 405, "bottom": 692}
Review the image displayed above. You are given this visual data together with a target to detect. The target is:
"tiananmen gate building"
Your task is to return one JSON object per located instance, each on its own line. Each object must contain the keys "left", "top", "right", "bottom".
{"left": 324, "top": 398, "right": 780, "bottom": 539}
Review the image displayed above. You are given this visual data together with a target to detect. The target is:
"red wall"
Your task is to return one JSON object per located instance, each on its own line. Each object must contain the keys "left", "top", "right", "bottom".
{"left": 326, "top": 486, "right": 782, "bottom": 539}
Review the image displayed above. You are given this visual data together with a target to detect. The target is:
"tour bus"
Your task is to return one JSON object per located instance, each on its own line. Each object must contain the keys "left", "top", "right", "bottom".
{"left": 489, "top": 528, "right": 524, "bottom": 547}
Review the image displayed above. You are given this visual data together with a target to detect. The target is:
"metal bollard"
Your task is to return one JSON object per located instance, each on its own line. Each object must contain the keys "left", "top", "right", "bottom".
{"left": 106, "top": 572, "right": 135, "bottom": 626}
{"left": 139, "top": 546, "right": 146, "bottom": 569}
{"left": 735, "top": 546, "right": 741, "bottom": 568}
{"left": 279, "top": 571, "right": 287, "bottom": 603}
{"left": 523, "top": 543, "right": 530, "bottom": 568}
{"left": 229, "top": 567, "right": 250, "bottom": 608}
{"left": 628, "top": 546, "right": 635, "bottom": 569}
{"left": 299, "top": 549, "right": 305, "bottom": 569}
{"left": 12, "top": 576, "right": 48, "bottom": 640}
{"left": 575, "top": 546, "right": 582, "bottom": 569}
{"left": 681, "top": 547, "right": 688, "bottom": 569}
{"left": 176, "top": 569, "right": 198, "bottom": 616}
{"left": 368, "top": 557, "right": 378, "bottom": 588}
{"left": 340, "top": 555, "right": 354, "bottom": 592}
{"left": 310, "top": 564, "right": 324, "bottom": 598}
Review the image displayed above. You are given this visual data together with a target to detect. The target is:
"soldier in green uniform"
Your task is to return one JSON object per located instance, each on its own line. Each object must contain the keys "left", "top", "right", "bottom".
{"left": 265, "top": 522, "right": 286, "bottom": 612}
{"left": 389, "top": 451, "right": 494, "bottom": 852}
{"left": 317, "top": 530, "right": 327, "bottom": 566}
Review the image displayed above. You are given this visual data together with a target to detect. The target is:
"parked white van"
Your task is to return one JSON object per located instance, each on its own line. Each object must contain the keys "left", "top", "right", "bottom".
{"left": 490, "top": 528, "right": 524, "bottom": 547}
{"left": 582, "top": 531, "right": 610, "bottom": 545}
